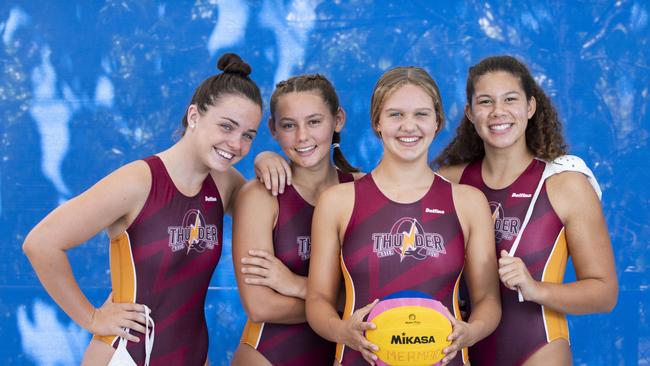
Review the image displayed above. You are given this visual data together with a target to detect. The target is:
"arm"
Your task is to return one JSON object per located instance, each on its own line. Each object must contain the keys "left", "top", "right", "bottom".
{"left": 22, "top": 161, "right": 150, "bottom": 341}
{"left": 442, "top": 184, "right": 501, "bottom": 364}
{"left": 253, "top": 151, "right": 292, "bottom": 196}
{"left": 232, "top": 180, "right": 307, "bottom": 324}
{"left": 499, "top": 172, "right": 618, "bottom": 314}
{"left": 306, "top": 184, "right": 379, "bottom": 365}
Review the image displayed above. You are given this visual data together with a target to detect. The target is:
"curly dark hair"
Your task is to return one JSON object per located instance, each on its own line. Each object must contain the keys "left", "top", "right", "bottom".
{"left": 433, "top": 55, "right": 567, "bottom": 168}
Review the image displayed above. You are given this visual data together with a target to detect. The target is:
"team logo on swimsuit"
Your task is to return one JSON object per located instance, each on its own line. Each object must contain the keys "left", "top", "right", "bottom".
{"left": 489, "top": 201, "right": 520, "bottom": 244}
{"left": 297, "top": 236, "right": 311, "bottom": 261}
{"left": 167, "top": 209, "right": 219, "bottom": 253}
{"left": 372, "top": 217, "right": 446, "bottom": 261}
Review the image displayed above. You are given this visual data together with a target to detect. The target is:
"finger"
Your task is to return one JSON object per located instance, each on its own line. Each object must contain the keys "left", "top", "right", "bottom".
{"left": 498, "top": 264, "right": 517, "bottom": 277}
{"left": 121, "top": 319, "right": 146, "bottom": 335}
{"left": 262, "top": 167, "right": 272, "bottom": 190}
{"left": 441, "top": 350, "right": 458, "bottom": 364}
{"left": 500, "top": 249, "right": 510, "bottom": 258}
{"left": 241, "top": 257, "right": 271, "bottom": 269}
{"left": 244, "top": 277, "right": 271, "bottom": 286}
{"left": 361, "top": 348, "right": 377, "bottom": 365}
{"left": 280, "top": 159, "right": 292, "bottom": 186}
{"left": 241, "top": 266, "right": 268, "bottom": 277}
{"left": 118, "top": 302, "right": 146, "bottom": 313}
{"left": 248, "top": 249, "right": 274, "bottom": 261}
{"left": 118, "top": 327, "right": 141, "bottom": 343}
{"left": 359, "top": 299, "right": 379, "bottom": 316}
{"left": 357, "top": 321, "right": 377, "bottom": 331}
{"left": 278, "top": 167, "right": 286, "bottom": 194}
{"left": 268, "top": 166, "right": 279, "bottom": 196}
{"left": 360, "top": 337, "right": 379, "bottom": 352}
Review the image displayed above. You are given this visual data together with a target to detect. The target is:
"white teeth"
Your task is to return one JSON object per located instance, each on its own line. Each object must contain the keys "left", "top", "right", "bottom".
{"left": 215, "top": 148, "right": 233, "bottom": 160}
{"left": 489, "top": 123, "right": 512, "bottom": 131}
{"left": 398, "top": 137, "right": 419, "bottom": 143}
{"left": 295, "top": 146, "right": 316, "bottom": 153}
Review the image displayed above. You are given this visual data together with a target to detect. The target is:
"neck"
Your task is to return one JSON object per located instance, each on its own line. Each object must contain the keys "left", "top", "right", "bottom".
{"left": 373, "top": 153, "right": 433, "bottom": 187}
{"left": 481, "top": 141, "right": 535, "bottom": 188}
{"left": 291, "top": 159, "right": 340, "bottom": 204}
{"left": 158, "top": 137, "right": 212, "bottom": 193}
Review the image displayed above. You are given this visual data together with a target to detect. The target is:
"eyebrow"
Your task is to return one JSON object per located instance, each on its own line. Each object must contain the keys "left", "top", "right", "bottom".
{"left": 384, "top": 107, "right": 433, "bottom": 112}
{"left": 475, "top": 91, "right": 522, "bottom": 98}
{"left": 222, "top": 116, "right": 257, "bottom": 134}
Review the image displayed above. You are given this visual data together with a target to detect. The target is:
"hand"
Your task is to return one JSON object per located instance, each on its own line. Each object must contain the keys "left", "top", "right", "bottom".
{"left": 253, "top": 151, "right": 292, "bottom": 196}
{"left": 498, "top": 250, "right": 540, "bottom": 301}
{"left": 336, "top": 299, "right": 379, "bottom": 365}
{"left": 241, "top": 250, "right": 305, "bottom": 299}
{"left": 441, "top": 316, "right": 474, "bottom": 365}
{"left": 88, "top": 293, "right": 148, "bottom": 342}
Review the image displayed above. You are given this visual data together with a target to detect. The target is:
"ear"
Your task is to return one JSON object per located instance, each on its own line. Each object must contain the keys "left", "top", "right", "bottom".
{"left": 527, "top": 96, "right": 537, "bottom": 119}
{"left": 334, "top": 107, "right": 346, "bottom": 133}
{"left": 268, "top": 116, "right": 277, "bottom": 138}
{"left": 187, "top": 104, "right": 200, "bottom": 127}
{"left": 464, "top": 104, "right": 474, "bottom": 124}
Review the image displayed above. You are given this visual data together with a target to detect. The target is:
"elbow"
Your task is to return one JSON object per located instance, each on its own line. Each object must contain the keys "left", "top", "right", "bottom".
{"left": 22, "top": 231, "right": 39, "bottom": 260}
{"left": 243, "top": 302, "right": 273, "bottom": 323}
{"left": 600, "top": 284, "right": 618, "bottom": 313}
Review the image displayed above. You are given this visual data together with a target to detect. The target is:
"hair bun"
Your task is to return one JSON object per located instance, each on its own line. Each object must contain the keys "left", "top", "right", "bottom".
{"left": 217, "top": 53, "right": 252, "bottom": 77}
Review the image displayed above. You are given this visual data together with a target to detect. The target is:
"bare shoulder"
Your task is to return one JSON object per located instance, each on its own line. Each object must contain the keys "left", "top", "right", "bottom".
{"left": 237, "top": 178, "right": 277, "bottom": 206}
{"left": 450, "top": 181, "right": 488, "bottom": 206}
{"left": 92, "top": 159, "right": 151, "bottom": 199}
{"left": 436, "top": 163, "right": 468, "bottom": 184}
{"left": 317, "top": 181, "right": 355, "bottom": 212}
{"left": 546, "top": 171, "right": 601, "bottom": 221}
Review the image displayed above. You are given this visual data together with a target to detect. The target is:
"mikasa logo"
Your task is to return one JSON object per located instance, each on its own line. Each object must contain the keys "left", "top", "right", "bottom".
{"left": 511, "top": 192, "right": 532, "bottom": 198}
{"left": 391, "top": 333, "right": 436, "bottom": 344}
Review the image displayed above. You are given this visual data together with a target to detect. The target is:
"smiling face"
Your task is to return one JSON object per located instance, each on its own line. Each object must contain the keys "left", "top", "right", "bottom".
{"left": 466, "top": 71, "right": 536, "bottom": 152}
{"left": 271, "top": 91, "right": 343, "bottom": 169}
{"left": 186, "top": 94, "right": 262, "bottom": 172}
{"left": 375, "top": 83, "right": 438, "bottom": 163}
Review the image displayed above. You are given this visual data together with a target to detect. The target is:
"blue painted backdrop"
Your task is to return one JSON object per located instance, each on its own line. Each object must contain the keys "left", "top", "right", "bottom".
{"left": 1, "top": 1, "right": 648, "bottom": 365}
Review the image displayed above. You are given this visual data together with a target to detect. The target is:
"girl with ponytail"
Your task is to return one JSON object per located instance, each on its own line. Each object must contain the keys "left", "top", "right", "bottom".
{"left": 233, "top": 74, "right": 362, "bottom": 366}
{"left": 23, "top": 53, "right": 263, "bottom": 365}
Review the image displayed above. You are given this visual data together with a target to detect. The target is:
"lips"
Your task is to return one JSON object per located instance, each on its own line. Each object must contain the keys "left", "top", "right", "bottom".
{"left": 214, "top": 147, "right": 234, "bottom": 160}
{"left": 488, "top": 123, "right": 513, "bottom": 132}
{"left": 294, "top": 145, "right": 316, "bottom": 156}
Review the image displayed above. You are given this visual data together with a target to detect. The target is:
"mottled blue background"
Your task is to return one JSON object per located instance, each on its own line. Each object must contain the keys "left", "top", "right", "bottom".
{"left": 1, "top": 1, "right": 648, "bottom": 365}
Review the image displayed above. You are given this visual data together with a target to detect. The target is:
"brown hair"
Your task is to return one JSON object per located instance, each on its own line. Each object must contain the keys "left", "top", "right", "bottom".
{"left": 269, "top": 74, "right": 359, "bottom": 173}
{"left": 433, "top": 55, "right": 567, "bottom": 167}
{"left": 370, "top": 66, "right": 445, "bottom": 137}
{"left": 181, "top": 53, "right": 262, "bottom": 135}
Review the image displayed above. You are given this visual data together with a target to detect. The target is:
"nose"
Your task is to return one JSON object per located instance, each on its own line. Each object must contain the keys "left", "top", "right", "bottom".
{"left": 489, "top": 100, "right": 505, "bottom": 118}
{"left": 296, "top": 125, "right": 309, "bottom": 142}
{"left": 400, "top": 115, "right": 417, "bottom": 131}
{"left": 226, "top": 133, "right": 241, "bottom": 152}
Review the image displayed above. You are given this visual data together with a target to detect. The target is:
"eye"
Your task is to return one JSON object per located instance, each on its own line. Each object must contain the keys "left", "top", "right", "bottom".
{"left": 505, "top": 96, "right": 518, "bottom": 102}
{"left": 388, "top": 111, "right": 402, "bottom": 118}
{"left": 280, "top": 122, "right": 295, "bottom": 130}
{"left": 308, "top": 119, "right": 321, "bottom": 126}
{"left": 477, "top": 99, "right": 492, "bottom": 105}
{"left": 416, "top": 111, "right": 431, "bottom": 117}
{"left": 220, "top": 123, "right": 234, "bottom": 131}
{"left": 242, "top": 133, "right": 255, "bottom": 141}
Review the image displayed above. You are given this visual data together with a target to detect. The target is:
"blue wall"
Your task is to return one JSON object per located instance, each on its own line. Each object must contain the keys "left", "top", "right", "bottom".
{"left": 1, "top": 1, "right": 648, "bottom": 365}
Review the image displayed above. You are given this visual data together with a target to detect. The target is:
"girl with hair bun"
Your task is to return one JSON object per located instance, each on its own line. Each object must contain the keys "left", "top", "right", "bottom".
{"left": 306, "top": 66, "right": 500, "bottom": 366}
{"left": 23, "top": 53, "right": 263, "bottom": 365}
{"left": 232, "top": 74, "right": 362, "bottom": 366}
{"left": 434, "top": 55, "right": 617, "bottom": 365}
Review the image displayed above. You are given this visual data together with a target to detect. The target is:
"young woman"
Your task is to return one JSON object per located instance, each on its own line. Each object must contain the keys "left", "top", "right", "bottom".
{"left": 306, "top": 66, "right": 501, "bottom": 366}
{"left": 231, "top": 74, "right": 362, "bottom": 366}
{"left": 433, "top": 55, "right": 618, "bottom": 365}
{"left": 22, "top": 53, "right": 263, "bottom": 366}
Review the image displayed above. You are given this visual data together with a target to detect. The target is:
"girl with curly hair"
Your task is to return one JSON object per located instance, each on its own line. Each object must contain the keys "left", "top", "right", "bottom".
{"left": 434, "top": 55, "right": 617, "bottom": 365}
